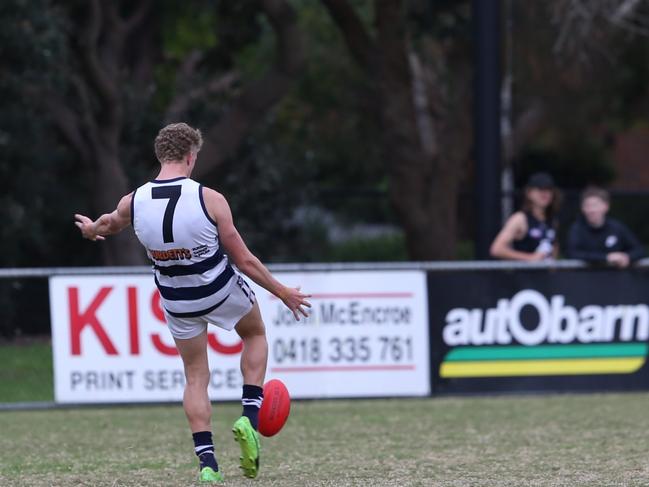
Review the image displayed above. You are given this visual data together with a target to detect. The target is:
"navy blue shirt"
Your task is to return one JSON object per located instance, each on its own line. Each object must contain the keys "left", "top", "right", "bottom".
{"left": 567, "top": 216, "right": 645, "bottom": 262}
{"left": 513, "top": 211, "right": 556, "bottom": 254}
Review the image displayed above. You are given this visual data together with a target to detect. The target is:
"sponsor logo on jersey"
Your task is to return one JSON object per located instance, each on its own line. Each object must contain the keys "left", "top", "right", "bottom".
{"left": 440, "top": 289, "right": 648, "bottom": 378}
{"left": 605, "top": 235, "right": 618, "bottom": 248}
{"left": 192, "top": 244, "right": 210, "bottom": 257}
{"left": 149, "top": 248, "right": 192, "bottom": 261}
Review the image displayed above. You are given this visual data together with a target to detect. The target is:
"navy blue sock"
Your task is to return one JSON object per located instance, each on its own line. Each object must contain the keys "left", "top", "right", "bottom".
{"left": 242, "top": 384, "right": 264, "bottom": 430}
{"left": 192, "top": 431, "right": 219, "bottom": 471}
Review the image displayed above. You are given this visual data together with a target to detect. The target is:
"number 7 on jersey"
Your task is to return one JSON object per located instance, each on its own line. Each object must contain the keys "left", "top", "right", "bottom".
{"left": 152, "top": 185, "right": 182, "bottom": 243}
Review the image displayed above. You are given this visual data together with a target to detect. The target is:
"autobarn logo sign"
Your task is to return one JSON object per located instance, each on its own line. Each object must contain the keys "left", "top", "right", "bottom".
{"left": 441, "top": 289, "right": 648, "bottom": 378}
{"left": 428, "top": 269, "right": 649, "bottom": 393}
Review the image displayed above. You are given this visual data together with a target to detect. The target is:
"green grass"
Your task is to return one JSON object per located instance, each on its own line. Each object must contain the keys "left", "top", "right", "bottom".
{"left": 2, "top": 394, "right": 649, "bottom": 486}
{"left": 0, "top": 341, "right": 53, "bottom": 402}
{"left": 3, "top": 343, "right": 649, "bottom": 485}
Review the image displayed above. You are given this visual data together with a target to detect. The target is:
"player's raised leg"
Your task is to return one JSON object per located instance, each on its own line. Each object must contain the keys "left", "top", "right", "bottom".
{"left": 174, "top": 331, "right": 224, "bottom": 483}
{"left": 232, "top": 303, "right": 267, "bottom": 479}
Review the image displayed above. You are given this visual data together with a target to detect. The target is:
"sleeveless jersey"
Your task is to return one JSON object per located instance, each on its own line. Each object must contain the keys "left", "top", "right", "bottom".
{"left": 513, "top": 211, "right": 556, "bottom": 255}
{"left": 132, "top": 176, "right": 234, "bottom": 317}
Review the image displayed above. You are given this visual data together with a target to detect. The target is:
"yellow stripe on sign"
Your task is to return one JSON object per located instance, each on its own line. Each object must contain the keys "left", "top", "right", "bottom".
{"left": 440, "top": 358, "right": 646, "bottom": 378}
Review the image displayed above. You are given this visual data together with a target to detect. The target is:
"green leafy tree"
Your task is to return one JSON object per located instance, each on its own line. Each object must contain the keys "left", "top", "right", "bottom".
{"left": 13, "top": 0, "right": 304, "bottom": 265}
{"left": 0, "top": 0, "right": 93, "bottom": 266}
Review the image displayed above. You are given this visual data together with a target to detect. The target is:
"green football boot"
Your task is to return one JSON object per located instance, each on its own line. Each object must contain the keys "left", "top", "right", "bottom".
{"left": 232, "top": 416, "right": 261, "bottom": 479}
{"left": 198, "top": 466, "right": 224, "bottom": 483}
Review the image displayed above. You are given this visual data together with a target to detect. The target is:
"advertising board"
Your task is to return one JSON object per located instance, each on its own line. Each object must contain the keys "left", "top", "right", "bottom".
{"left": 49, "top": 270, "right": 429, "bottom": 403}
{"left": 49, "top": 275, "right": 244, "bottom": 403}
{"left": 429, "top": 269, "right": 649, "bottom": 394}
{"left": 251, "top": 271, "right": 430, "bottom": 398}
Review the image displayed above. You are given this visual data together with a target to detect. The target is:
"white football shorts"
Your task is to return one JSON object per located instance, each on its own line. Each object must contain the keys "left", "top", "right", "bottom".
{"left": 164, "top": 273, "right": 256, "bottom": 340}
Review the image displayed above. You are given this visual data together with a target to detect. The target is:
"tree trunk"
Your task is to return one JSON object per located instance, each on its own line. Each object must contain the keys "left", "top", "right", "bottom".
{"left": 391, "top": 175, "right": 459, "bottom": 260}
{"left": 386, "top": 148, "right": 460, "bottom": 260}
{"left": 45, "top": 0, "right": 154, "bottom": 265}
{"left": 376, "top": 0, "right": 461, "bottom": 260}
{"left": 94, "top": 152, "right": 146, "bottom": 265}
{"left": 322, "top": 0, "right": 469, "bottom": 260}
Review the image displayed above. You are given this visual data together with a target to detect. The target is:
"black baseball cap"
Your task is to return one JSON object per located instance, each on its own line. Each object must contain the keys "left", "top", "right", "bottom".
{"left": 526, "top": 172, "right": 555, "bottom": 189}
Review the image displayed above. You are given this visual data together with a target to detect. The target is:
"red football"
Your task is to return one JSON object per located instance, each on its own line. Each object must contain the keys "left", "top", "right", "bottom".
{"left": 258, "top": 379, "right": 291, "bottom": 437}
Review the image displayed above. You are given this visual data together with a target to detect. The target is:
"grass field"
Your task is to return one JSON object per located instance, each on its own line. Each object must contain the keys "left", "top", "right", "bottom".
{"left": 2, "top": 393, "right": 649, "bottom": 486}
{"left": 0, "top": 340, "right": 53, "bottom": 402}
{"left": 3, "top": 342, "right": 649, "bottom": 485}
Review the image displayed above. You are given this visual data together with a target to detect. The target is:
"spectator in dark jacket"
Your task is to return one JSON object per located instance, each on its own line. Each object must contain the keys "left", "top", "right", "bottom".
{"left": 567, "top": 187, "right": 645, "bottom": 267}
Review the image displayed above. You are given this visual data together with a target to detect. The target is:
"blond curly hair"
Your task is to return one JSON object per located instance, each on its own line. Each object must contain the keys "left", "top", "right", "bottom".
{"left": 154, "top": 123, "right": 203, "bottom": 163}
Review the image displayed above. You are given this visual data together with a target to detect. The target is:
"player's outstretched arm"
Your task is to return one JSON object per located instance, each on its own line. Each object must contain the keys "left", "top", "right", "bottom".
{"left": 203, "top": 187, "right": 311, "bottom": 320}
{"left": 75, "top": 193, "right": 133, "bottom": 242}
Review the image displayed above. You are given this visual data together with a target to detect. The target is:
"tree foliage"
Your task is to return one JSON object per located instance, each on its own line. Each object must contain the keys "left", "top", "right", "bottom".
{"left": 509, "top": 1, "right": 649, "bottom": 190}
{"left": 0, "top": 0, "right": 92, "bottom": 266}
{"left": 2, "top": 0, "right": 649, "bottom": 269}
{"left": 1, "top": 0, "right": 305, "bottom": 266}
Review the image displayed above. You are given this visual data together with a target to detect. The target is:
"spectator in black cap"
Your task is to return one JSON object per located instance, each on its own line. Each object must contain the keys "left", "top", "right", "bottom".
{"left": 490, "top": 172, "right": 560, "bottom": 261}
{"left": 567, "top": 186, "right": 645, "bottom": 267}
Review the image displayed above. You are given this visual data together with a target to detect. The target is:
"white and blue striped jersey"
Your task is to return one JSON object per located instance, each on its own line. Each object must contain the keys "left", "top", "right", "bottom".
{"left": 132, "top": 177, "right": 235, "bottom": 317}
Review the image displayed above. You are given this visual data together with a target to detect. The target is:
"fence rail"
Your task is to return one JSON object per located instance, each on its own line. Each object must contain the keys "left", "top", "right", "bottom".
{"left": 0, "top": 259, "right": 634, "bottom": 279}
